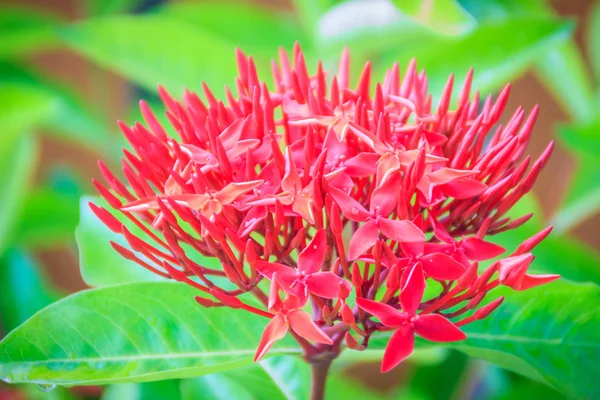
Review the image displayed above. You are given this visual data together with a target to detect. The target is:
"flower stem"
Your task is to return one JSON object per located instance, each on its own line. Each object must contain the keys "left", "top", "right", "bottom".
{"left": 309, "top": 357, "right": 333, "bottom": 400}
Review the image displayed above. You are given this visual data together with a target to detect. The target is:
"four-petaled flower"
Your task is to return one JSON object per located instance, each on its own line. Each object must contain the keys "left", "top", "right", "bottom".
{"left": 255, "top": 229, "right": 350, "bottom": 300}
{"left": 357, "top": 262, "right": 466, "bottom": 372}
{"left": 255, "top": 274, "right": 333, "bottom": 362}
{"left": 329, "top": 172, "right": 426, "bottom": 260}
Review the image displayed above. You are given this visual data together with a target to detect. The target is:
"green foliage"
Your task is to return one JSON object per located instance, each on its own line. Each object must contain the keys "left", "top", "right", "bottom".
{"left": 158, "top": 2, "right": 307, "bottom": 53}
{"left": 381, "top": 17, "right": 573, "bottom": 96}
{"left": 76, "top": 197, "right": 168, "bottom": 287}
{"left": 492, "top": 195, "right": 600, "bottom": 285}
{"left": 0, "top": 7, "right": 59, "bottom": 58}
{"left": 2, "top": 1, "right": 600, "bottom": 398}
{"left": 0, "top": 250, "right": 58, "bottom": 333}
{"left": 0, "top": 282, "right": 301, "bottom": 386}
{"left": 392, "top": 0, "right": 476, "bottom": 35}
{"left": 0, "top": 135, "right": 38, "bottom": 254}
{"left": 371, "top": 280, "right": 600, "bottom": 399}
{"left": 59, "top": 16, "right": 239, "bottom": 96}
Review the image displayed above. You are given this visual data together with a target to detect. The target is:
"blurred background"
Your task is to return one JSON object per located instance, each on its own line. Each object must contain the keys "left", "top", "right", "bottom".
{"left": 1, "top": 0, "right": 599, "bottom": 399}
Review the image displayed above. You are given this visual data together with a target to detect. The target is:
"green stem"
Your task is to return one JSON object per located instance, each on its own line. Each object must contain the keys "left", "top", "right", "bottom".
{"left": 309, "top": 357, "right": 333, "bottom": 400}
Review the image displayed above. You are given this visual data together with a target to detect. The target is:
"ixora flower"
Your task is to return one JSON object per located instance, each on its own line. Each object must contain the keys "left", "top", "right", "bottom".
{"left": 91, "top": 44, "right": 558, "bottom": 377}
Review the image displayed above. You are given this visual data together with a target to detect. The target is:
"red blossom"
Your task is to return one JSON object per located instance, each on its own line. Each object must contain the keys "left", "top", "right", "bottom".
{"left": 91, "top": 43, "right": 558, "bottom": 373}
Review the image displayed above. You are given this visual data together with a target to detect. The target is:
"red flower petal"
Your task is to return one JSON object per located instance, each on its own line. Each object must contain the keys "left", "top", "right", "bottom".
{"left": 356, "top": 298, "right": 408, "bottom": 327}
{"left": 298, "top": 229, "right": 327, "bottom": 274}
{"left": 381, "top": 325, "right": 414, "bottom": 373}
{"left": 287, "top": 310, "right": 333, "bottom": 344}
{"left": 215, "top": 180, "right": 264, "bottom": 204}
{"left": 421, "top": 253, "right": 466, "bottom": 280}
{"left": 378, "top": 218, "right": 426, "bottom": 243}
{"left": 348, "top": 221, "right": 379, "bottom": 260}
{"left": 461, "top": 237, "right": 505, "bottom": 260}
{"left": 343, "top": 153, "right": 380, "bottom": 177}
{"left": 400, "top": 262, "right": 425, "bottom": 316}
{"left": 414, "top": 314, "right": 466, "bottom": 342}
{"left": 370, "top": 174, "right": 399, "bottom": 217}
{"left": 516, "top": 273, "right": 560, "bottom": 291}
{"left": 441, "top": 178, "right": 487, "bottom": 199}
{"left": 306, "top": 272, "right": 349, "bottom": 299}
{"left": 329, "top": 186, "right": 370, "bottom": 222}
{"left": 427, "top": 168, "right": 476, "bottom": 185}
{"left": 254, "top": 314, "right": 288, "bottom": 361}
{"left": 255, "top": 261, "right": 297, "bottom": 282}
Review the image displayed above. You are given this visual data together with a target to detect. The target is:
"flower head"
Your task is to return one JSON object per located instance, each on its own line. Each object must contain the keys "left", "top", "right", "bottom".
{"left": 91, "top": 44, "right": 558, "bottom": 373}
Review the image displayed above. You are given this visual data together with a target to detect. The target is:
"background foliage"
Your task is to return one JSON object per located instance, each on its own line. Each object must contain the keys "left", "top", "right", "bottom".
{"left": 1, "top": 0, "right": 599, "bottom": 399}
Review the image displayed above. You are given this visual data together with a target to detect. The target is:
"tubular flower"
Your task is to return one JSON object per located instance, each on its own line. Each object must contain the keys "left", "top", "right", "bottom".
{"left": 91, "top": 44, "right": 559, "bottom": 373}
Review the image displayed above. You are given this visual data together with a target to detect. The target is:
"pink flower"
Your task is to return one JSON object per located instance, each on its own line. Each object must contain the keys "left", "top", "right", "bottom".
{"left": 255, "top": 274, "right": 333, "bottom": 362}
{"left": 91, "top": 44, "right": 558, "bottom": 373}
{"left": 357, "top": 263, "right": 465, "bottom": 372}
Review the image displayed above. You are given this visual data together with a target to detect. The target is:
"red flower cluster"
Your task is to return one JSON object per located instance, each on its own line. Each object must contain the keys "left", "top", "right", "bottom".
{"left": 91, "top": 44, "right": 558, "bottom": 373}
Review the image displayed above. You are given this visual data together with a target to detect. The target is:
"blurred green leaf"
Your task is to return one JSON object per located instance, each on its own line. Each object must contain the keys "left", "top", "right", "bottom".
{"left": 558, "top": 121, "right": 600, "bottom": 164}
{"left": 491, "top": 195, "right": 600, "bottom": 285}
{"left": 316, "top": 0, "right": 435, "bottom": 62}
{"left": 0, "top": 281, "right": 300, "bottom": 386}
{"left": 551, "top": 123, "right": 600, "bottom": 233}
{"left": 291, "top": 0, "right": 335, "bottom": 39}
{"left": 396, "top": 350, "right": 468, "bottom": 399}
{"left": 0, "top": 82, "right": 58, "bottom": 142}
{"left": 368, "top": 280, "right": 600, "bottom": 399}
{"left": 535, "top": 44, "right": 595, "bottom": 122}
{"left": 0, "top": 63, "right": 114, "bottom": 154}
{"left": 458, "top": 0, "right": 551, "bottom": 21}
{"left": 158, "top": 2, "right": 307, "bottom": 53}
{"left": 0, "top": 7, "right": 59, "bottom": 58}
{"left": 181, "top": 356, "right": 309, "bottom": 400}
{"left": 587, "top": 1, "right": 600, "bottom": 85}
{"left": 11, "top": 188, "right": 80, "bottom": 248}
{"left": 380, "top": 17, "right": 573, "bottom": 96}
{"left": 0, "top": 135, "right": 38, "bottom": 254}
{"left": 459, "top": 281, "right": 600, "bottom": 399}
{"left": 76, "top": 196, "right": 167, "bottom": 286}
{"left": 0, "top": 250, "right": 58, "bottom": 333}
{"left": 85, "top": 0, "right": 141, "bottom": 16}
{"left": 391, "top": 0, "right": 476, "bottom": 35}
{"left": 59, "top": 16, "right": 239, "bottom": 96}
{"left": 459, "top": 0, "right": 594, "bottom": 122}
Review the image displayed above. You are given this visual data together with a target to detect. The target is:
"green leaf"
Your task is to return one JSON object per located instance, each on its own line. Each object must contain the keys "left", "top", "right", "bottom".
{"left": 380, "top": 17, "right": 573, "bottom": 96}
{"left": 290, "top": 0, "right": 335, "bottom": 38}
{"left": 391, "top": 0, "right": 476, "bottom": 35}
{"left": 0, "top": 281, "right": 301, "bottom": 386}
{"left": 535, "top": 43, "right": 595, "bottom": 123}
{"left": 459, "top": 0, "right": 594, "bottom": 122}
{"left": 76, "top": 196, "right": 167, "bottom": 286}
{"left": 0, "top": 135, "right": 38, "bottom": 254}
{"left": 0, "top": 7, "right": 59, "bottom": 58}
{"left": 0, "top": 62, "right": 114, "bottom": 154}
{"left": 59, "top": 16, "right": 239, "bottom": 96}
{"left": 587, "top": 0, "right": 600, "bottom": 84}
{"left": 157, "top": 2, "right": 307, "bottom": 53}
{"left": 316, "top": 0, "right": 436, "bottom": 61}
{"left": 0, "top": 250, "right": 59, "bottom": 333}
{"left": 0, "top": 83, "right": 58, "bottom": 141}
{"left": 460, "top": 281, "right": 600, "bottom": 399}
{"left": 368, "top": 280, "right": 600, "bottom": 399}
{"left": 85, "top": 0, "right": 141, "bottom": 16}
{"left": 491, "top": 195, "right": 600, "bottom": 286}
{"left": 11, "top": 188, "right": 81, "bottom": 248}
{"left": 77, "top": 195, "right": 222, "bottom": 287}
{"left": 551, "top": 123, "right": 600, "bottom": 232}
{"left": 458, "top": 0, "right": 551, "bottom": 22}
{"left": 558, "top": 121, "right": 600, "bottom": 165}
{"left": 181, "top": 355, "right": 310, "bottom": 400}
